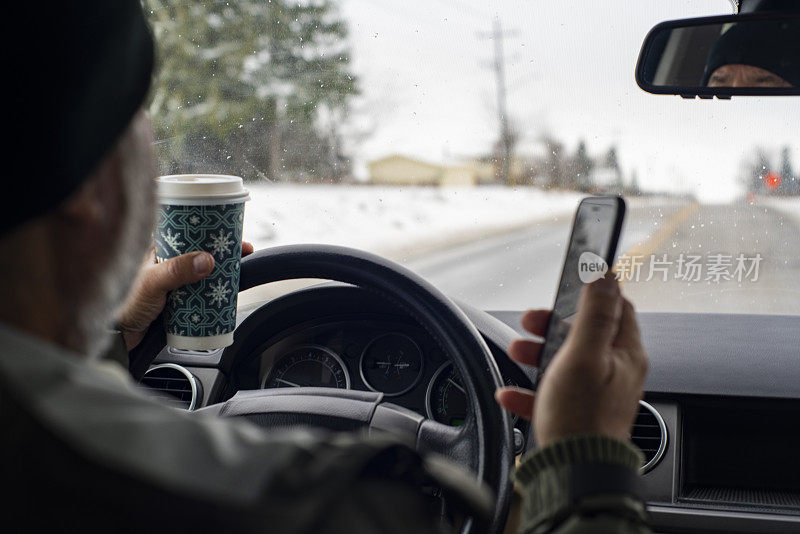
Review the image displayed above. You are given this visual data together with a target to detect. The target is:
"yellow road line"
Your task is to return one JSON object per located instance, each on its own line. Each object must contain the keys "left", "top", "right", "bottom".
{"left": 615, "top": 201, "right": 700, "bottom": 284}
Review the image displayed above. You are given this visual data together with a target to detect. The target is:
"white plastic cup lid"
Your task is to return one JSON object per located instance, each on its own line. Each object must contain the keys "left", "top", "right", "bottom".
{"left": 156, "top": 174, "right": 250, "bottom": 203}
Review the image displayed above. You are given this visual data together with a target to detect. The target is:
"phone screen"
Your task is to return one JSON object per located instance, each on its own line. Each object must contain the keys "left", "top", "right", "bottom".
{"left": 538, "top": 197, "right": 625, "bottom": 376}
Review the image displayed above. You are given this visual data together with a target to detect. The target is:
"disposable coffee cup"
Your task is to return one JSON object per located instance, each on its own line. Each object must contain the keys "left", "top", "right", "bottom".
{"left": 153, "top": 175, "right": 250, "bottom": 350}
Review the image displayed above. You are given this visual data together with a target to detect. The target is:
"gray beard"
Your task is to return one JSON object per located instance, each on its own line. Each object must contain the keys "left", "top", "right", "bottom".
{"left": 80, "top": 115, "right": 156, "bottom": 359}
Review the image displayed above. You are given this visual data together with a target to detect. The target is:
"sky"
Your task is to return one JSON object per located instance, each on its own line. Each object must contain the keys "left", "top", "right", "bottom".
{"left": 336, "top": 0, "right": 800, "bottom": 203}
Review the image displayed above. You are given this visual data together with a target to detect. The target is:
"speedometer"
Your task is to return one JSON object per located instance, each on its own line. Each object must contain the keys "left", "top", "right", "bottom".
{"left": 262, "top": 345, "right": 350, "bottom": 390}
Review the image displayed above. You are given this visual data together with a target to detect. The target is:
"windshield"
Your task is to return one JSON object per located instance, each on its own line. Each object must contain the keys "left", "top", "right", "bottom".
{"left": 145, "top": 0, "right": 800, "bottom": 313}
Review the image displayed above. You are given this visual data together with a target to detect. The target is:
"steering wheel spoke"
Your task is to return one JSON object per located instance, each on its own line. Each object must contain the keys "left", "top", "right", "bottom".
{"left": 206, "top": 388, "right": 479, "bottom": 471}
{"left": 417, "top": 418, "right": 478, "bottom": 472}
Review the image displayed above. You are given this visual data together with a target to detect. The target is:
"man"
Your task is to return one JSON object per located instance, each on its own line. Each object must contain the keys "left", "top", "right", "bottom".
{"left": 1, "top": 2, "right": 651, "bottom": 533}
{"left": 703, "top": 19, "right": 800, "bottom": 88}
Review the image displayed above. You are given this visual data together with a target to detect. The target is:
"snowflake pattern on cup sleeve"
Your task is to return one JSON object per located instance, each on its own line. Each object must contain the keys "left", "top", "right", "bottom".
{"left": 155, "top": 202, "right": 245, "bottom": 337}
{"left": 167, "top": 288, "right": 186, "bottom": 306}
{"left": 205, "top": 279, "right": 232, "bottom": 307}
{"left": 160, "top": 228, "right": 185, "bottom": 254}
{"left": 206, "top": 228, "right": 234, "bottom": 258}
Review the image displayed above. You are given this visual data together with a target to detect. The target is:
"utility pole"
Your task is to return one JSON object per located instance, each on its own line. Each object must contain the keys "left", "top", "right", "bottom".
{"left": 479, "top": 17, "right": 516, "bottom": 185}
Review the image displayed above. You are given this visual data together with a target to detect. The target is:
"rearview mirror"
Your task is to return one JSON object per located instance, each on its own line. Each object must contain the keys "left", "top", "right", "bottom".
{"left": 636, "top": 13, "right": 800, "bottom": 98}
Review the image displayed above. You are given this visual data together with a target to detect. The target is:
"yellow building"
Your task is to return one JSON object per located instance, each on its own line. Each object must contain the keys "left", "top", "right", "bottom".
{"left": 368, "top": 155, "right": 478, "bottom": 186}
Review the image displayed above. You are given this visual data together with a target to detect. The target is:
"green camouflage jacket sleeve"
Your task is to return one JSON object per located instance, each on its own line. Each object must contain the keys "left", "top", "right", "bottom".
{"left": 514, "top": 434, "right": 652, "bottom": 534}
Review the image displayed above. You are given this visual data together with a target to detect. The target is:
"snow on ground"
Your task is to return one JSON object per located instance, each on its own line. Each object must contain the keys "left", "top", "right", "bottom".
{"left": 759, "top": 196, "right": 800, "bottom": 228}
{"left": 242, "top": 184, "right": 586, "bottom": 259}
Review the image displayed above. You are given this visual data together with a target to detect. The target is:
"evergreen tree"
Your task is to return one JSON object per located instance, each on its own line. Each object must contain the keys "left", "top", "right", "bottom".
{"left": 572, "top": 140, "right": 594, "bottom": 192}
{"left": 780, "top": 146, "right": 797, "bottom": 195}
{"left": 629, "top": 169, "right": 641, "bottom": 195}
{"left": 605, "top": 146, "right": 623, "bottom": 191}
{"left": 751, "top": 149, "right": 771, "bottom": 194}
{"left": 541, "top": 135, "right": 566, "bottom": 189}
{"left": 145, "top": 0, "right": 358, "bottom": 181}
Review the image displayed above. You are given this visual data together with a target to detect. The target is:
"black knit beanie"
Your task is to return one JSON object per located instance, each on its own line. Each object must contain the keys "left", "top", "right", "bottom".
{"left": 5, "top": 1, "right": 154, "bottom": 235}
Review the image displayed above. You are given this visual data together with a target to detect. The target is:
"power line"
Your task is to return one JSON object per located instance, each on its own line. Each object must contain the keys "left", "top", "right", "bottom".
{"left": 428, "top": 0, "right": 490, "bottom": 23}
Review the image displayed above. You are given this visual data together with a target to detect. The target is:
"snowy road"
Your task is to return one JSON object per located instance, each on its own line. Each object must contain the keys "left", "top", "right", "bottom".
{"left": 407, "top": 201, "right": 687, "bottom": 311}
{"left": 620, "top": 202, "right": 800, "bottom": 315}
{"left": 410, "top": 200, "right": 800, "bottom": 315}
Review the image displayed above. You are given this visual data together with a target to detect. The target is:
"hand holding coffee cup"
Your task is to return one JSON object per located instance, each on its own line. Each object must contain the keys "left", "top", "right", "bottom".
{"left": 153, "top": 175, "right": 249, "bottom": 350}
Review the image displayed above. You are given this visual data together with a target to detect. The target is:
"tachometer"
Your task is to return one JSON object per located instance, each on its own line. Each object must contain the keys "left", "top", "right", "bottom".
{"left": 426, "top": 362, "right": 519, "bottom": 426}
{"left": 359, "top": 333, "right": 424, "bottom": 396}
{"left": 263, "top": 345, "right": 350, "bottom": 390}
{"left": 426, "top": 362, "right": 467, "bottom": 427}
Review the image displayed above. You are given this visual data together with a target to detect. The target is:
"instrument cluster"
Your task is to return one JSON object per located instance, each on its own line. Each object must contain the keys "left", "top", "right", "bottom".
{"left": 248, "top": 318, "right": 522, "bottom": 427}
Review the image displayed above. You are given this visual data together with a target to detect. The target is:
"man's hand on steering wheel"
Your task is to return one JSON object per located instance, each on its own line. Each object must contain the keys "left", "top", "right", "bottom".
{"left": 116, "top": 242, "right": 255, "bottom": 351}
{"left": 495, "top": 274, "right": 648, "bottom": 447}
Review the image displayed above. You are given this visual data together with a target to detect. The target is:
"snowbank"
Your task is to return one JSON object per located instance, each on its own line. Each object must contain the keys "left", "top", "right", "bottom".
{"left": 242, "top": 184, "right": 585, "bottom": 259}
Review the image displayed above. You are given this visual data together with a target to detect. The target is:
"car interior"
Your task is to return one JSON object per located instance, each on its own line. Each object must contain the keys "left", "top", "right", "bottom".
{"left": 136, "top": 0, "right": 800, "bottom": 533}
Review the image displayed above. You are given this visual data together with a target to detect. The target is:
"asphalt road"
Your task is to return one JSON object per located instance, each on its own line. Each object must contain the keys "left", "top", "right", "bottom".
{"left": 408, "top": 200, "right": 800, "bottom": 315}
{"left": 621, "top": 201, "right": 800, "bottom": 315}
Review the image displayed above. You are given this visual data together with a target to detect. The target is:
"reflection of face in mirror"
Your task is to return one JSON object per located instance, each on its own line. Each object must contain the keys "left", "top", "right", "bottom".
{"left": 702, "top": 20, "right": 800, "bottom": 89}
{"left": 708, "top": 64, "right": 792, "bottom": 88}
{"left": 640, "top": 17, "right": 800, "bottom": 93}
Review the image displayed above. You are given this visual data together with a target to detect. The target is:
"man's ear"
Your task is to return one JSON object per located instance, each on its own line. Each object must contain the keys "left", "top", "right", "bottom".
{"left": 57, "top": 152, "right": 124, "bottom": 232}
{"left": 59, "top": 177, "right": 104, "bottom": 224}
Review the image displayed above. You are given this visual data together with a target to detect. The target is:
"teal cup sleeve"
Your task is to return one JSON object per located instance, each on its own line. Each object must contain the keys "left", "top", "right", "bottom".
{"left": 153, "top": 201, "right": 245, "bottom": 350}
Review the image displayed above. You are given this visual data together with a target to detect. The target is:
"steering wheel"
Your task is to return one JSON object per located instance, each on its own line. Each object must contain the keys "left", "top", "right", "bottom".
{"left": 133, "top": 245, "right": 514, "bottom": 534}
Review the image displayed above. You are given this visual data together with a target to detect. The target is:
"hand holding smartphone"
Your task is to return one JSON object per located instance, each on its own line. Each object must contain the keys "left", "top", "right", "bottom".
{"left": 537, "top": 196, "right": 626, "bottom": 382}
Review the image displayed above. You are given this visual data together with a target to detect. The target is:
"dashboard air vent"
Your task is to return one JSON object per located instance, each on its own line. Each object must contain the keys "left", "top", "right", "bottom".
{"left": 632, "top": 400, "right": 667, "bottom": 473}
{"left": 140, "top": 364, "right": 201, "bottom": 411}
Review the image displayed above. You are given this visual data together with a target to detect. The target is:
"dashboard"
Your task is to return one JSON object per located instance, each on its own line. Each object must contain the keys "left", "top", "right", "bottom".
{"left": 145, "top": 285, "right": 800, "bottom": 533}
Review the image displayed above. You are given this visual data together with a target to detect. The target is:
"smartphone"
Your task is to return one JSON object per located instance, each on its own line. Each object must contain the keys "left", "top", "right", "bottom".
{"left": 537, "top": 196, "right": 626, "bottom": 381}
